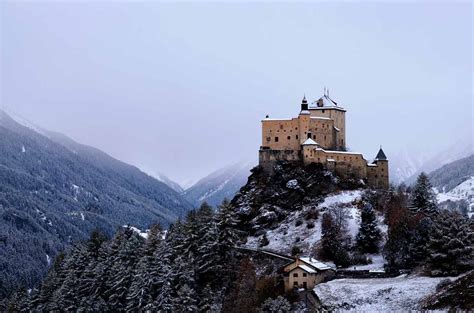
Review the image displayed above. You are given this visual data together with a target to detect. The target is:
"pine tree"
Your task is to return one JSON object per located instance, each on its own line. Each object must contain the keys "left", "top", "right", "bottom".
{"left": 410, "top": 172, "right": 438, "bottom": 216}
{"left": 103, "top": 227, "right": 145, "bottom": 311}
{"left": 427, "top": 211, "right": 474, "bottom": 276}
{"left": 384, "top": 206, "right": 412, "bottom": 271}
{"left": 356, "top": 203, "right": 382, "bottom": 253}
{"left": 149, "top": 236, "right": 174, "bottom": 312}
{"left": 217, "top": 199, "right": 241, "bottom": 279}
{"left": 407, "top": 217, "right": 432, "bottom": 267}
{"left": 195, "top": 203, "right": 221, "bottom": 287}
{"left": 126, "top": 224, "right": 163, "bottom": 311}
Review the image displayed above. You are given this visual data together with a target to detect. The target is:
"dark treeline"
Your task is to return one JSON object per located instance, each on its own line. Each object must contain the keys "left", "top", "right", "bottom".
{"left": 1, "top": 200, "right": 289, "bottom": 312}
{"left": 382, "top": 173, "right": 473, "bottom": 275}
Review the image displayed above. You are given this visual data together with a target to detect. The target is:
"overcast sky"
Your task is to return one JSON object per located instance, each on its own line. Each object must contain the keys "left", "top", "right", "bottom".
{"left": 1, "top": 1, "right": 472, "bottom": 185}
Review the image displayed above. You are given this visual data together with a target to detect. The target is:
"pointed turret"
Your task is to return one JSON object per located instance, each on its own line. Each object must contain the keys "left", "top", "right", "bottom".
{"left": 374, "top": 146, "right": 387, "bottom": 161}
{"left": 301, "top": 95, "right": 308, "bottom": 111}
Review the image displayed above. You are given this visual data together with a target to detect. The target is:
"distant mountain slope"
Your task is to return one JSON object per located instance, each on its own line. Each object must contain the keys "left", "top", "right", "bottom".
{"left": 0, "top": 111, "right": 193, "bottom": 299}
{"left": 428, "top": 155, "right": 474, "bottom": 192}
{"left": 428, "top": 155, "right": 474, "bottom": 217}
{"left": 402, "top": 142, "right": 473, "bottom": 186}
{"left": 154, "top": 173, "right": 184, "bottom": 193}
{"left": 183, "top": 161, "right": 254, "bottom": 207}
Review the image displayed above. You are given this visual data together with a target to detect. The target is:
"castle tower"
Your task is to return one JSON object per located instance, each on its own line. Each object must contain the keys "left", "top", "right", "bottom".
{"left": 301, "top": 95, "right": 308, "bottom": 111}
{"left": 372, "top": 147, "right": 389, "bottom": 189}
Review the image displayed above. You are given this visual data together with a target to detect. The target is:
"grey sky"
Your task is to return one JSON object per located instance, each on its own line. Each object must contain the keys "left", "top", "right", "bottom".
{"left": 1, "top": 1, "right": 472, "bottom": 185}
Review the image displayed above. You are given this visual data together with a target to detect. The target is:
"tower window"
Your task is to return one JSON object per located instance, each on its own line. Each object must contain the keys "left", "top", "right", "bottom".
{"left": 287, "top": 136, "right": 290, "bottom": 140}
{"left": 275, "top": 137, "right": 279, "bottom": 142}
{"left": 313, "top": 135, "right": 316, "bottom": 139}
{"left": 296, "top": 135, "right": 299, "bottom": 140}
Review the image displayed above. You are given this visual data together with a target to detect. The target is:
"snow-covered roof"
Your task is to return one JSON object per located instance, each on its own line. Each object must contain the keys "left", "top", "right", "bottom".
{"left": 302, "top": 138, "right": 318, "bottom": 145}
{"left": 309, "top": 106, "right": 346, "bottom": 112}
{"left": 310, "top": 116, "right": 332, "bottom": 120}
{"left": 300, "top": 257, "right": 333, "bottom": 271}
{"left": 262, "top": 118, "right": 293, "bottom": 122}
{"left": 298, "top": 264, "right": 317, "bottom": 274}
{"left": 300, "top": 110, "right": 311, "bottom": 115}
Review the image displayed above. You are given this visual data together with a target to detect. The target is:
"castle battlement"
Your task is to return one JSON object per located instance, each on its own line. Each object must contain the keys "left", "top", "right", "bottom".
{"left": 259, "top": 91, "right": 389, "bottom": 189}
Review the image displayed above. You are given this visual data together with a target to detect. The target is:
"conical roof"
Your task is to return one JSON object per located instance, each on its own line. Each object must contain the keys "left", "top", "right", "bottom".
{"left": 375, "top": 147, "right": 387, "bottom": 161}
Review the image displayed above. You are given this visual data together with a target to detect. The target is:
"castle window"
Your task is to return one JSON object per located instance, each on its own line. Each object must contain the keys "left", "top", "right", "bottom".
{"left": 303, "top": 273, "right": 307, "bottom": 277}
{"left": 287, "top": 136, "right": 290, "bottom": 140}
{"left": 275, "top": 137, "right": 279, "bottom": 142}
{"left": 296, "top": 135, "right": 299, "bottom": 140}
{"left": 313, "top": 135, "right": 316, "bottom": 139}
{"left": 293, "top": 273, "right": 298, "bottom": 278}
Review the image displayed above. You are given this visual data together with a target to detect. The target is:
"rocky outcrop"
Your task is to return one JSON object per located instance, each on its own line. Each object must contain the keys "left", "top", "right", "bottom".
{"left": 231, "top": 161, "right": 364, "bottom": 234}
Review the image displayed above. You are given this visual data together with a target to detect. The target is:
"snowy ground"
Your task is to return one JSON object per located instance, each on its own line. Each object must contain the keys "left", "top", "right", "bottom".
{"left": 245, "top": 190, "right": 365, "bottom": 254}
{"left": 314, "top": 274, "right": 452, "bottom": 311}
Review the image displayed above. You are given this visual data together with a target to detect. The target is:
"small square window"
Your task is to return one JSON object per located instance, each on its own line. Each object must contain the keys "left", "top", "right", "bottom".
{"left": 287, "top": 136, "right": 291, "bottom": 140}
{"left": 303, "top": 273, "right": 307, "bottom": 277}
{"left": 293, "top": 273, "right": 298, "bottom": 278}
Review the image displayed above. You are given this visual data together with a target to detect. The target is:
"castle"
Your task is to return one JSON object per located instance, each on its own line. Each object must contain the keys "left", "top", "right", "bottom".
{"left": 259, "top": 91, "right": 389, "bottom": 189}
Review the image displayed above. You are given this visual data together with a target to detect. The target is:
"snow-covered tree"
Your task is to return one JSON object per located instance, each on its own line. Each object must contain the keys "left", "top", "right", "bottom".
{"left": 410, "top": 172, "right": 438, "bottom": 216}
{"left": 407, "top": 217, "right": 432, "bottom": 267}
{"left": 319, "top": 211, "right": 351, "bottom": 267}
{"left": 259, "top": 296, "right": 291, "bottom": 313}
{"left": 427, "top": 211, "right": 474, "bottom": 276}
{"left": 356, "top": 203, "right": 382, "bottom": 253}
{"left": 217, "top": 199, "right": 241, "bottom": 276}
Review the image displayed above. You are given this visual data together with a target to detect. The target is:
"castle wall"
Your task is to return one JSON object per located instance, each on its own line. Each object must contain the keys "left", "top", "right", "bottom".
{"left": 261, "top": 112, "right": 342, "bottom": 151}
{"left": 261, "top": 118, "right": 301, "bottom": 150}
{"left": 302, "top": 147, "right": 368, "bottom": 179}
{"left": 310, "top": 109, "right": 346, "bottom": 150}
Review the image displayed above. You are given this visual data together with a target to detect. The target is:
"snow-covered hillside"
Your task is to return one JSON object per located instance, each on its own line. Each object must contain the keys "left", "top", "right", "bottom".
{"left": 245, "top": 189, "right": 387, "bottom": 270}
{"left": 315, "top": 274, "right": 454, "bottom": 311}
{"left": 436, "top": 176, "right": 474, "bottom": 217}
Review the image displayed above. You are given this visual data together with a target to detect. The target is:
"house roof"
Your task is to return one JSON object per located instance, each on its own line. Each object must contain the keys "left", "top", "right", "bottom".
{"left": 297, "top": 264, "right": 317, "bottom": 274}
{"left": 300, "top": 257, "right": 333, "bottom": 270}
{"left": 284, "top": 257, "right": 334, "bottom": 273}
